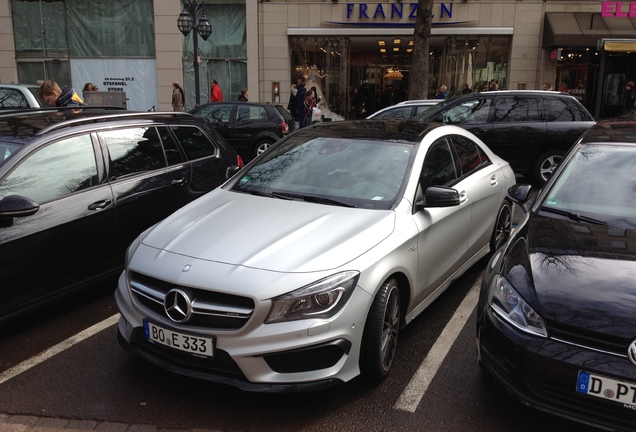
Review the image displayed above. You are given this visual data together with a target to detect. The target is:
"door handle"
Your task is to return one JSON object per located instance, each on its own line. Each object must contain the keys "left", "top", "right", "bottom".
{"left": 171, "top": 178, "right": 186, "bottom": 186}
{"left": 88, "top": 200, "right": 112, "bottom": 210}
{"left": 459, "top": 190, "right": 468, "bottom": 204}
{"left": 490, "top": 175, "right": 499, "bottom": 186}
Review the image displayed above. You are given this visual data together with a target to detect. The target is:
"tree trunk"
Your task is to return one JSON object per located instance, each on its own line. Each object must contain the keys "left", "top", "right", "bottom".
{"left": 409, "top": 0, "right": 434, "bottom": 100}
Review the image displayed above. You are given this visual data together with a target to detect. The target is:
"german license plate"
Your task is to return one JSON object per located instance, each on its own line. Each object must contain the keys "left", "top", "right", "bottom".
{"left": 576, "top": 371, "right": 636, "bottom": 405}
{"left": 143, "top": 320, "right": 214, "bottom": 357}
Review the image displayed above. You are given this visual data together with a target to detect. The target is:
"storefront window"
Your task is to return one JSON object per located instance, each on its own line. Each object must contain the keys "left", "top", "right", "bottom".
{"left": 290, "top": 37, "right": 350, "bottom": 120}
{"left": 556, "top": 49, "right": 598, "bottom": 114}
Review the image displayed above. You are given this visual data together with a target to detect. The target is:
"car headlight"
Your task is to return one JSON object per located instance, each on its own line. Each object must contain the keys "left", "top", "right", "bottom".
{"left": 265, "top": 271, "right": 360, "bottom": 324}
{"left": 489, "top": 274, "right": 547, "bottom": 337}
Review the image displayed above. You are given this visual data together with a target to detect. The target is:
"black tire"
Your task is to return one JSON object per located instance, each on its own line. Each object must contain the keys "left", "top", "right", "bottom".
{"left": 533, "top": 150, "right": 564, "bottom": 185}
{"left": 254, "top": 141, "right": 274, "bottom": 158}
{"left": 360, "top": 278, "right": 400, "bottom": 381}
{"left": 490, "top": 200, "right": 512, "bottom": 252}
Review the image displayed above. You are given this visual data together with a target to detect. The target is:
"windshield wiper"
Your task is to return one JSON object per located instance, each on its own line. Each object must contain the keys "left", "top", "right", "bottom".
{"left": 231, "top": 187, "right": 293, "bottom": 200}
{"left": 540, "top": 206, "right": 609, "bottom": 225}
{"left": 272, "top": 191, "right": 356, "bottom": 208}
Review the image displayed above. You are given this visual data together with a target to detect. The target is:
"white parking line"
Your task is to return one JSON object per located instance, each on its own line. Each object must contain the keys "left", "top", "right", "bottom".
{"left": 0, "top": 314, "right": 120, "bottom": 385}
{"left": 394, "top": 277, "right": 481, "bottom": 413}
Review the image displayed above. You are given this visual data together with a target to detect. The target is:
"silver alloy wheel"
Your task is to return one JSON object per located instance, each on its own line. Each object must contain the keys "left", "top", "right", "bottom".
{"left": 380, "top": 283, "right": 400, "bottom": 372}
{"left": 537, "top": 153, "right": 563, "bottom": 183}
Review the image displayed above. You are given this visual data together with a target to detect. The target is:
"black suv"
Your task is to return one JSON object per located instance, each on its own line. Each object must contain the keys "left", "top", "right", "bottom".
{"left": 0, "top": 108, "right": 242, "bottom": 324}
{"left": 417, "top": 90, "right": 595, "bottom": 184}
{"left": 190, "top": 101, "right": 295, "bottom": 160}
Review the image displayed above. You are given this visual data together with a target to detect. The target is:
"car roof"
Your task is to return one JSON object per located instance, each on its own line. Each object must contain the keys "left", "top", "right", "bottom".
{"left": 295, "top": 119, "right": 444, "bottom": 143}
{"left": 0, "top": 108, "right": 197, "bottom": 142}
{"left": 577, "top": 120, "right": 636, "bottom": 145}
{"left": 0, "top": 83, "right": 41, "bottom": 90}
{"left": 396, "top": 99, "right": 440, "bottom": 105}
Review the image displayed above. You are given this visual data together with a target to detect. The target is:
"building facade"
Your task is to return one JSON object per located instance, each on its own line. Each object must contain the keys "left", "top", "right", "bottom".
{"left": 1, "top": 0, "right": 635, "bottom": 118}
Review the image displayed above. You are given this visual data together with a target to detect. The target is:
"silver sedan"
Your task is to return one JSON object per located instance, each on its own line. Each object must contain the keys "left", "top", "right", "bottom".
{"left": 115, "top": 120, "right": 516, "bottom": 392}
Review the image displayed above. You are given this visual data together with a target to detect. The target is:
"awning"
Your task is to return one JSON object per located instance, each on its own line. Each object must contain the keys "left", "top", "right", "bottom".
{"left": 543, "top": 12, "right": 636, "bottom": 48}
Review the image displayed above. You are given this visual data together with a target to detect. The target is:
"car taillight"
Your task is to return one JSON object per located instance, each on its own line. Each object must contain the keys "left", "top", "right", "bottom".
{"left": 282, "top": 121, "right": 289, "bottom": 134}
{"left": 237, "top": 155, "right": 244, "bottom": 167}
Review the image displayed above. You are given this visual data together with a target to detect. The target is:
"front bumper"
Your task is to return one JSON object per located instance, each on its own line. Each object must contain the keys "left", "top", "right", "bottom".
{"left": 477, "top": 305, "right": 636, "bottom": 431}
{"left": 115, "top": 272, "right": 372, "bottom": 392}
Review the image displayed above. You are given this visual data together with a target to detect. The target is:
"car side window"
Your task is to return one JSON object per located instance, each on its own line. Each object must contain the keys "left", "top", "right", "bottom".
{"left": 199, "top": 104, "right": 232, "bottom": 123}
{"left": 156, "top": 127, "right": 185, "bottom": 166}
{"left": 441, "top": 98, "right": 492, "bottom": 124}
{"left": 450, "top": 135, "right": 490, "bottom": 177}
{"left": 0, "top": 88, "right": 30, "bottom": 108}
{"left": 170, "top": 125, "right": 218, "bottom": 160}
{"left": 544, "top": 97, "right": 580, "bottom": 121}
{"left": 494, "top": 97, "right": 540, "bottom": 122}
{"left": 374, "top": 106, "right": 412, "bottom": 120}
{"left": 420, "top": 138, "right": 458, "bottom": 191}
{"left": 0, "top": 134, "right": 98, "bottom": 203}
{"left": 236, "top": 105, "right": 268, "bottom": 121}
{"left": 101, "top": 127, "right": 167, "bottom": 178}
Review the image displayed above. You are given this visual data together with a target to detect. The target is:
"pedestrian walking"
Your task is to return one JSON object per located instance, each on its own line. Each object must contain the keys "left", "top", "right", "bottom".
{"left": 172, "top": 81, "right": 185, "bottom": 112}
{"left": 211, "top": 79, "right": 223, "bottom": 102}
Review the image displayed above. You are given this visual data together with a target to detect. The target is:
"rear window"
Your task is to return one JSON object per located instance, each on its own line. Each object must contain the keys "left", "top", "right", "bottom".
{"left": 544, "top": 97, "right": 587, "bottom": 121}
{"left": 171, "top": 125, "right": 218, "bottom": 160}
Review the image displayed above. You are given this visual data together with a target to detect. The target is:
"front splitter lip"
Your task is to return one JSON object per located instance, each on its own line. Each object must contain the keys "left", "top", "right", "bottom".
{"left": 117, "top": 329, "right": 343, "bottom": 393}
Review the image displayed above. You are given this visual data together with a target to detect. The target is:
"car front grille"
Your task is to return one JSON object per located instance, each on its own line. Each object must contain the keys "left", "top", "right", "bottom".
{"left": 547, "top": 322, "right": 631, "bottom": 358}
{"left": 129, "top": 271, "right": 254, "bottom": 330}
{"left": 263, "top": 339, "right": 352, "bottom": 373}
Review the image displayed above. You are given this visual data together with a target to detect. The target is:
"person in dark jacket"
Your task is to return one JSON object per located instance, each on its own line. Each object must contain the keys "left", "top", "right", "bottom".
{"left": 239, "top": 88, "right": 249, "bottom": 101}
{"left": 295, "top": 82, "right": 307, "bottom": 128}
{"left": 287, "top": 84, "right": 298, "bottom": 118}
{"left": 40, "top": 80, "right": 85, "bottom": 107}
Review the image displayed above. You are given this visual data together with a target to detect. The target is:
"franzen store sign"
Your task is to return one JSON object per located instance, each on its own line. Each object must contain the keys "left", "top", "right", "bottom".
{"left": 344, "top": 2, "right": 454, "bottom": 22}
{"left": 601, "top": 1, "right": 636, "bottom": 17}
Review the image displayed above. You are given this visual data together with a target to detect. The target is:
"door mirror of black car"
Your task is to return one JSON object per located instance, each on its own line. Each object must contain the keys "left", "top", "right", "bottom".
{"left": 0, "top": 195, "right": 40, "bottom": 219}
{"left": 415, "top": 186, "right": 460, "bottom": 211}
{"left": 507, "top": 184, "right": 533, "bottom": 212}
{"left": 226, "top": 165, "right": 243, "bottom": 179}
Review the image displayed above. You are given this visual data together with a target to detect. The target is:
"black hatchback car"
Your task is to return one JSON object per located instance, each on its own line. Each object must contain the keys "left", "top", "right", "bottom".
{"left": 0, "top": 108, "right": 242, "bottom": 324}
{"left": 417, "top": 90, "right": 595, "bottom": 184}
{"left": 477, "top": 120, "right": 636, "bottom": 431}
{"left": 189, "top": 101, "right": 294, "bottom": 161}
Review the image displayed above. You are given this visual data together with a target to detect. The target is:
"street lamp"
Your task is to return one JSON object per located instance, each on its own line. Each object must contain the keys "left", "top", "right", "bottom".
{"left": 177, "top": 0, "right": 212, "bottom": 106}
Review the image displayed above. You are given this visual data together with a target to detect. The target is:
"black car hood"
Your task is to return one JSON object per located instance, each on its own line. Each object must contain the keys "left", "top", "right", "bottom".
{"left": 503, "top": 214, "right": 636, "bottom": 339}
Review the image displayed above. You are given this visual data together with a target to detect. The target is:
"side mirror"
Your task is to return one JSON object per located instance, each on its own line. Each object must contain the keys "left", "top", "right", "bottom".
{"left": 415, "top": 186, "right": 460, "bottom": 211}
{"left": 225, "top": 165, "right": 243, "bottom": 180}
{"left": 0, "top": 195, "right": 40, "bottom": 219}
{"left": 507, "top": 184, "right": 533, "bottom": 212}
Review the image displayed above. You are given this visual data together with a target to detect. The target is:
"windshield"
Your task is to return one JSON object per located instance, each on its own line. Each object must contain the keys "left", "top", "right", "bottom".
{"left": 229, "top": 135, "right": 415, "bottom": 209}
{"left": 541, "top": 144, "right": 636, "bottom": 228}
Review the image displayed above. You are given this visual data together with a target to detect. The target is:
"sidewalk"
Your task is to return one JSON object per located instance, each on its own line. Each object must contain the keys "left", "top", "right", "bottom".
{"left": 0, "top": 413, "right": 222, "bottom": 432}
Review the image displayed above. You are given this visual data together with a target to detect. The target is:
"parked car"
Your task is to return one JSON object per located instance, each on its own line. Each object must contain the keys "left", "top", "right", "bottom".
{"left": 476, "top": 120, "right": 636, "bottom": 431}
{"left": 367, "top": 99, "right": 440, "bottom": 120}
{"left": 0, "top": 83, "right": 45, "bottom": 109}
{"left": 190, "top": 102, "right": 294, "bottom": 160}
{"left": 115, "top": 119, "right": 516, "bottom": 392}
{"left": 0, "top": 108, "right": 243, "bottom": 324}
{"left": 416, "top": 90, "right": 596, "bottom": 185}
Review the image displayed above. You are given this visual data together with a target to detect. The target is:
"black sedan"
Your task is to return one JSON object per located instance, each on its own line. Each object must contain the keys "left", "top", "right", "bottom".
{"left": 0, "top": 108, "right": 242, "bottom": 324}
{"left": 476, "top": 119, "right": 636, "bottom": 431}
